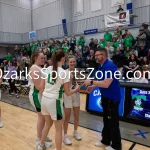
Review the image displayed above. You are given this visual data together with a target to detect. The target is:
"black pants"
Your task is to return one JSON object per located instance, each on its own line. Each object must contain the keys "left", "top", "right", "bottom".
{"left": 70, "top": 44, "right": 75, "bottom": 53}
{"left": 101, "top": 97, "right": 122, "bottom": 150}
{"left": 8, "top": 79, "right": 17, "bottom": 94}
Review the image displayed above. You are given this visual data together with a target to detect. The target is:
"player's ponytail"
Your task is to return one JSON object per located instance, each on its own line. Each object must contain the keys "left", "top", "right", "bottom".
{"left": 52, "top": 49, "right": 65, "bottom": 83}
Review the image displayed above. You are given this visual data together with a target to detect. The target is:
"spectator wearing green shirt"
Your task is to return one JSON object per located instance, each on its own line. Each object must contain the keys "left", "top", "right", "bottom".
{"left": 98, "top": 38, "right": 107, "bottom": 48}
{"left": 62, "top": 43, "right": 69, "bottom": 53}
{"left": 104, "top": 29, "right": 112, "bottom": 42}
{"left": 6, "top": 53, "right": 13, "bottom": 61}
{"left": 112, "top": 37, "right": 120, "bottom": 53}
{"left": 51, "top": 44, "right": 57, "bottom": 53}
{"left": 37, "top": 40, "right": 43, "bottom": 47}
{"left": 77, "top": 35, "right": 85, "bottom": 49}
{"left": 123, "top": 32, "right": 134, "bottom": 48}
{"left": 26, "top": 44, "right": 31, "bottom": 56}
{"left": 31, "top": 42, "right": 37, "bottom": 53}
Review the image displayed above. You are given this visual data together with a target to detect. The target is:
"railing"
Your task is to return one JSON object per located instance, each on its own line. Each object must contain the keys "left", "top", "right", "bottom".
{"left": 0, "top": 5, "right": 150, "bottom": 44}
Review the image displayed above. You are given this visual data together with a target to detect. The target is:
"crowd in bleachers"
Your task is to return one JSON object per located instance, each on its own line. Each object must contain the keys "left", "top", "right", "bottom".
{"left": 0, "top": 23, "right": 150, "bottom": 96}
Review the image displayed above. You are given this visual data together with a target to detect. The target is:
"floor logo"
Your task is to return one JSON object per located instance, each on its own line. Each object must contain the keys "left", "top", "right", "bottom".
{"left": 133, "top": 130, "right": 150, "bottom": 139}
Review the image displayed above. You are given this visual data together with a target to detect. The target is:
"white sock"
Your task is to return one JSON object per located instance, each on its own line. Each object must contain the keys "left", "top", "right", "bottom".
{"left": 74, "top": 130, "right": 77, "bottom": 133}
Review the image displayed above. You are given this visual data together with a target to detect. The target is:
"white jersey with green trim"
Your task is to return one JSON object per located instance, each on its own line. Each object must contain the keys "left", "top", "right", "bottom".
{"left": 29, "top": 65, "right": 42, "bottom": 94}
{"left": 29, "top": 64, "right": 42, "bottom": 93}
{"left": 42, "top": 66, "right": 70, "bottom": 99}
{"left": 29, "top": 64, "right": 43, "bottom": 109}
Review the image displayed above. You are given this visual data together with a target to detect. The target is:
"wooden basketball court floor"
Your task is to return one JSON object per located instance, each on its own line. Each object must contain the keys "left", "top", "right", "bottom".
{"left": 0, "top": 101, "right": 150, "bottom": 150}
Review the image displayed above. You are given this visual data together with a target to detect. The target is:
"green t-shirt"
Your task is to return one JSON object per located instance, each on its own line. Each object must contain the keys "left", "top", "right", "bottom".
{"left": 26, "top": 45, "right": 31, "bottom": 52}
{"left": 6, "top": 54, "right": 13, "bottom": 61}
{"left": 104, "top": 33, "right": 112, "bottom": 42}
{"left": 124, "top": 36, "right": 134, "bottom": 48}
{"left": 62, "top": 46, "right": 69, "bottom": 53}
{"left": 99, "top": 41, "right": 107, "bottom": 48}
{"left": 51, "top": 47, "right": 57, "bottom": 53}
{"left": 113, "top": 41, "right": 119, "bottom": 53}
{"left": 31, "top": 44, "right": 37, "bottom": 52}
{"left": 77, "top": 38, "right": 85, "bottom": 47}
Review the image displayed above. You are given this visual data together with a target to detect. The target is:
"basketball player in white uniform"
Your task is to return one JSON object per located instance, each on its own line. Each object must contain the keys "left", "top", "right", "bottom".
{"left": 63, "top": 55, "right": 82, "bottom": 145}
{"left": 29, "top": 51, "right": 52, "bottom": 149}
{"left": 37, "top": 50, "right": 80, "bottom": 150}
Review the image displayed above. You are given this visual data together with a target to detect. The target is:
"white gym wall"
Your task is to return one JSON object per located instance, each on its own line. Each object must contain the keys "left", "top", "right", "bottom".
{"left": 0, "top": 0, "right": 31, "bottom": 33}
{"left": 32, "top": 0, "right": 64, "bottom": 30}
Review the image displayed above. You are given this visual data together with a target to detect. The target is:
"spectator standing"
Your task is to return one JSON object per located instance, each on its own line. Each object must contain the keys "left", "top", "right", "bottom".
{"left": 112, "top": 37, "right": 119, "bottom": 53}
{"left": 142, "top": 23, "right": 150, "bottom": 49}
{"left": 70, "top": 35, "right": 76, "bottom": 53}
{"left": 124, "top": 32, "right": 134, "bottom": 49}
{"left": 104, "top": 29, "right": 112, "bottom": 42}
{"left": 105, "top": 42, "right": 114, "bottom": 60}
{"left": 6, "top": 53, "right": 13, "bottom": 62}
{"left": 116, "top": 27, "right": 122, "bottom": 39}
{"left": 136, "top": 27, "right": 147, "bottom": 52}
{"left": 117, "top": 5, "right": 124, "bottom": 12}
{"left": 37, "top": 40, "right": 43, "bottom": 47}
{"left": 98, "top": 38, "right": 107, "bottom": 48}
{"left": 26, "top": 44, "right": 32, "bottom": 57}
{"left": 31, "top": 41, "right": 37, "bottom": 53}
{"left": 77, "top": 35, "right": 85, "bottom": 54}
{"left": 122, "top": 29, "right": 128, "bottom": 39}
{"left": 62, "top": 43, "right": 69, "bottom": 53}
